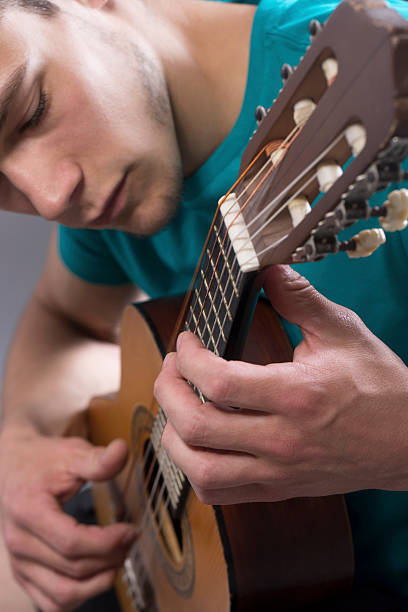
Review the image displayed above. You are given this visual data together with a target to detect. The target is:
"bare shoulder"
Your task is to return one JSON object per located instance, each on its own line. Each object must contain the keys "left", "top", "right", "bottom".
{"left": 34, "top": 229, "right": 144, "bottom": 342}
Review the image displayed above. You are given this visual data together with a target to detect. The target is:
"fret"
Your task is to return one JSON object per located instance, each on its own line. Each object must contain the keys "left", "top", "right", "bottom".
{"left": 198, "top": 271, "right": 226, "bottom": 344}
{"left": 214, "top": 215, "right": 242, "bottom": 296}
{"left": 219, "top": 257, "right": 242, "bottom": 332}
{"left": 199, "top": 253, "right": 233, "bottom": 328}
{"left": 188, "top": 306, "right": 205, "bottom": 344}
{"left": 206, "top": 243, "right": 240, "bottom": 300}
{"left": 214, "top": 224, "right": 241, "bottom": 297}
{"left": 194, "top": 287, "right": 220, "bottom": 354}
{"left": 184, "top": 304, "right": 194, "bottom": 331}
{"left": 206, "top": 224, "right": 231, "bottom": 290}
{"left": 196, "top": 276, "right": 216, "bottom": 332}
{"left": 190, "top": 290, "right": 216, "bottom": 351}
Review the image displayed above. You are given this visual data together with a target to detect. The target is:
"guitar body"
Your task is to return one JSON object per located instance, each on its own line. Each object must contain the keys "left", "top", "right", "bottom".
{"left": 88, "top": 295, "right": 354, "bottom": 612}
{"left": 86, "top": 2, "right": 408, "bottom": 607}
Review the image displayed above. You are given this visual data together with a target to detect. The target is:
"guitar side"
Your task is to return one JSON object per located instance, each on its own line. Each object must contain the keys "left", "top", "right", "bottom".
{"left": 88, "top": 296, "right": 354, "bottom": 611}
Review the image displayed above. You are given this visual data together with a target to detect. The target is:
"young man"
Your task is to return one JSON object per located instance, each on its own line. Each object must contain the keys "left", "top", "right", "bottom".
{"left": 0, "top": 0, "right": 408, "bottom": 610}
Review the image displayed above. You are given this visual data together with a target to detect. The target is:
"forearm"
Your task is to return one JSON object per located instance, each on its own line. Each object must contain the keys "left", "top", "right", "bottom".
{"left": 1, "top": 290, "right": 120, "bottom": 438}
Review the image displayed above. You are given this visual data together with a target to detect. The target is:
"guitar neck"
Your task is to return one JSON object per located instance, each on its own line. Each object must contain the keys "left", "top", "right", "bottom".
{"left": 185, "top": 209, "right": 260, "bottom": 361}
{"left": 151, "top": 210, "right": 261, "bottom": 517}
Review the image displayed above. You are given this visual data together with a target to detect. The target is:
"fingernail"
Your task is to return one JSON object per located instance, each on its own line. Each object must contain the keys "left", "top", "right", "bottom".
{"left": 162, "top": 353, "right": 173, "bottom": 369}
{"left": 176, "top": 333, "right": 184, "bottom": 351}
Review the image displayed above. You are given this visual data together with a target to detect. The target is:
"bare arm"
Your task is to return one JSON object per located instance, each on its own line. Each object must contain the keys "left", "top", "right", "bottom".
{"left": 0, "top": 229, "right": 143, "bottom": 612}
{"left": 2, "top": 229, "right": 143, "bottom": 438}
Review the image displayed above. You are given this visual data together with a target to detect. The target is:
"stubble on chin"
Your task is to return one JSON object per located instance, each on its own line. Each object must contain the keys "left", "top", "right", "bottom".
{"left": 117, "top": 160, "right": 184, "bottom": 237}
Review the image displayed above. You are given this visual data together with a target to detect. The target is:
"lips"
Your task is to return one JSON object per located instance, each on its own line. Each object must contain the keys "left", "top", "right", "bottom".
{"left": 92, "top": 172, "right": 129, "bottom": 226}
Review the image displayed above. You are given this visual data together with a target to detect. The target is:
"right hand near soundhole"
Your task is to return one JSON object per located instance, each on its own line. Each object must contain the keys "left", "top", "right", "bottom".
{"left": 0, "top": 429, "right": 136, "bottom": 612}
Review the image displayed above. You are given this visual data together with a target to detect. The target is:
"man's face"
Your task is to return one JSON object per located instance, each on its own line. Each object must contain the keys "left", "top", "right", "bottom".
{"left": 0, "top": 3, "right": 183, "bottom": 235}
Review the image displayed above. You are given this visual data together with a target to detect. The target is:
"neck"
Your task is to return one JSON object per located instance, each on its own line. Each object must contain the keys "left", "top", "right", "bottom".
{"left": 165, "top": 1, "right": 257, "bottom": 177}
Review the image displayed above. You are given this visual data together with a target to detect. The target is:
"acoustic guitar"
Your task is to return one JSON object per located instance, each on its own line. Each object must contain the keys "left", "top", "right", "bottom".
{"left": 88, "top": 1, "right": 408, "bottom": 609}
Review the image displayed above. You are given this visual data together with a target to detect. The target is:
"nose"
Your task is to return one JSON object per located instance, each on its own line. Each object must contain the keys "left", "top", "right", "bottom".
{"left": 2, "top": 150, "right": 83, "bottom": 221}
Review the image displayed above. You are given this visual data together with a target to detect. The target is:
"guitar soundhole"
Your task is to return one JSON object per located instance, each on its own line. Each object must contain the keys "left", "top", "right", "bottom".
{"left": 131, "top": 406, "right": 195, "bottom": 597}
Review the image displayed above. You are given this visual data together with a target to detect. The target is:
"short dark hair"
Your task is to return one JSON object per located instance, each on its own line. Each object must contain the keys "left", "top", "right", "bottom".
{"left": 0, "top": 0, "right": 59, "bottom": 17}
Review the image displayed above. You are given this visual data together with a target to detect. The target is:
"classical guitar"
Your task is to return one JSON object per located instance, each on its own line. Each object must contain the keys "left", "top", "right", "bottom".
{"left": 88, "top": 1, "right": 408, "bottom": 610}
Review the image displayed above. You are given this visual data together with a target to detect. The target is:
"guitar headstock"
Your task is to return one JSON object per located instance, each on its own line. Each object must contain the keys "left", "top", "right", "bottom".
{"left": 221, "top": 0, "right": 408, "bottom": 272}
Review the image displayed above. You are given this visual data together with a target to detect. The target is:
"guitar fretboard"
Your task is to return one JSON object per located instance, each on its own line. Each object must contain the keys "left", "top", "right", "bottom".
{"left": 152, "top": 210, "right": 259, "bottom": 516}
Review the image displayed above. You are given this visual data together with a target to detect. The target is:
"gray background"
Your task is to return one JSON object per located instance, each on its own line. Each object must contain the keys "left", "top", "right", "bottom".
{"left": 0, "top": 212, "right": 52, "bottom": 385}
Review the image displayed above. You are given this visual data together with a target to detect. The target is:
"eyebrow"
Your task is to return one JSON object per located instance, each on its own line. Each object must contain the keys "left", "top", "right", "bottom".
{"left": 0, "top": 62, "right": 28, "bottom": 133}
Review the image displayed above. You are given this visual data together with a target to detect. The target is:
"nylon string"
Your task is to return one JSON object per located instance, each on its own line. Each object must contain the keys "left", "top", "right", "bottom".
{"left": 120, "top": 120, "right": 348, "bottom": 588}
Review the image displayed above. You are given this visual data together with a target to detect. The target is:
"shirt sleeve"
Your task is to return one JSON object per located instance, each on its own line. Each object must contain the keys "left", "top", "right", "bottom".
{"left": 58, "top": 225, "right": 131, "bottom": 285}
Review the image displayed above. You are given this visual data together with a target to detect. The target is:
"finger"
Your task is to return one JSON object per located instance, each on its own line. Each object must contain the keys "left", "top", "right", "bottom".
{"left": 173, "top": 331, "right": 309, "bottom": 413}
{"left": 156, "top": 358, "right": 283, "bottom": 453}
{"left": 161, "top": 420, "right": 271, "bottom": 490}
{"left": 191, "top": 482, "right": 292, "bottom": 505}
{"left": 64, "top": 438, "right": 129, "bottom": 484}
{"left": 14, "top": 557, "right": 116, "bottom": 612}
{"left": 15, "top": 573, "right": 61, "bottom": 612}
{"left": 8, "top": 521, "right": 128, "bottom": 579}
{"left": 263, "top": 265, "right": 361, "bottom": 341}
{"left": 15, "top": 494, "right": 136, "bottom": 560}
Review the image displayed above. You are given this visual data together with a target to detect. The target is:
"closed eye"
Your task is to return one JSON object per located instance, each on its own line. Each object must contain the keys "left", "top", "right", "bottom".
{"left": 20, "top": 90, "right": 49, "bottom": 133}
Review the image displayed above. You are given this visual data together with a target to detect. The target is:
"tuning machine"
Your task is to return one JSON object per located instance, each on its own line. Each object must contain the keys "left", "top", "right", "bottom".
{"left": 309, "top": 19, "right": 322, "bottom": 39}
{"left": 375, "top": 137, "right": 408, "bottom": 190}
{"left": 281, "top": 63, "right": 294, "bottom": 85}
{"left": 379, "top": 189, "right": 408, "bottom": 231}
{"left": 255, "top": 105, "right": 268, "bottom": 126}
{"left": 292, "top": 227, "right": 386, "bottom": 263}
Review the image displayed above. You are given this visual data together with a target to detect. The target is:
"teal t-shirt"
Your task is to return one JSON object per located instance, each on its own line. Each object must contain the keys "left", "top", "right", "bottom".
{"left": 59, "top": 0, "right": 408, "bottom": 599}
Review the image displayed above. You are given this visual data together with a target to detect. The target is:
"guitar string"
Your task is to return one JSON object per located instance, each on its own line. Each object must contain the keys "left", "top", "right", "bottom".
{"left": 127, "top": 126, "right": 316, "bottom": 536}
{"left": 116, "top": 137, "right": 280, "bottom": 529}
{"left": 128, "top": 126, "right": 345, "bottom": 558}
{"left": 122, "top": 127, "right": 301, "bottom": 523}
{"left": 120, "top": 124, "right": 347, "bottom": 587}
{"left": 117, "top": 129, "right": 297, "bottom": 578}
{"left": 209, "top": 127, "right": 346, "bottom": 308}
{"left": 184, "top": 124, "right": 305, "bottom": 349}
{"left": 189, "top": 127, "right": 347, "bottom": 353}
{"left": 232, "top": 128, "right": 347, "bottom": 269}
{"left": 129, "top": 119, "right": 330, "bottom": 532}
{"left": 186, "top": 122, "right": 304, "bottom": 339}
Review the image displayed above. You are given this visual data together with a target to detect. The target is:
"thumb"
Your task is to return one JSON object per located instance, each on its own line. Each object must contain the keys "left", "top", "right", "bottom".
{"left": 263, "top": 265, "right": 348, "bottom": 339}
{"left": 73, "top": 438, "right": 129, "bottom": 483}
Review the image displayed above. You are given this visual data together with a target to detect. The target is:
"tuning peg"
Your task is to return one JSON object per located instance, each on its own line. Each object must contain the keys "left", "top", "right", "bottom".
{"left": 254, "top": 105, "right": 267, "bottom": 126}
{"left": 322, "top": 58, "right": 338, "bottom": 86}
{"left": 345, "top": 124, "right": 367, "bottom": 157}
{"left": 309, "top": 19, "right": 322, "bottom": 38}
{"left": 288, "top": 196, "right": 312, "bottom": 227}
{"left": 317, "top": 161, "right": 343, "bottom": 193}
{"left": 342, "top": 228, "right": 386, "bottom": 258}
{"left": 281, "top": 63, "right": 294, "bottom": 84}
{"left": 293, "top": 99, "right": 316, "bottom": 127}
{"left": 380, "top": 189, "right": 408, "bottom": 231}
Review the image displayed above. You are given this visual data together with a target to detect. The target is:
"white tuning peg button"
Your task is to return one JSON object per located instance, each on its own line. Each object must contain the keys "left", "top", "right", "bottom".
{"left": 322, "top": 58, "right": 338, "bottom": 85}
{"left": 293, "top": 99, "right": 316, "bottom": 127}
{"left": 380, "top": 189, "right": 408, "bottom": 231}
{"left": 347, "top": 228, "right": 386, "bottom": 258}
{"left": 288, "top": 196, "right": 311, "bottom": 227}
{"left": 345, "top": 124, "right": 367, "bottom": 156}
{"left": 317, "top": 162, "right": 343, "bottom": 193}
